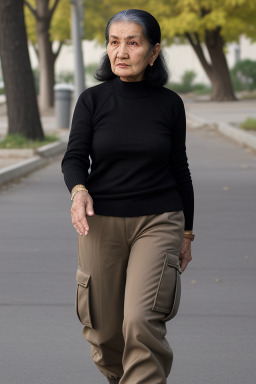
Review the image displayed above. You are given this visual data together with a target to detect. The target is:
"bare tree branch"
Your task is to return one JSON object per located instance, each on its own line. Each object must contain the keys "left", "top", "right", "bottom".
{"left": 194, "top": 32, "right": 201, "bottom": 47}
{"left": 49, "top": 0, "right": 60, "bottom": 20}
{"left": 24, "top": 0, "right": 38, "bottom": 19}
{"left": 185, "top": 32, "right": 213, "bottom": 78}
{"left": 53, "top": 41, "right": 63, "bottom": 62}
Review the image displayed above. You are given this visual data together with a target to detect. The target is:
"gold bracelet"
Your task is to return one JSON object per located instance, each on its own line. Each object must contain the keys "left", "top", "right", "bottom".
{"left": 71, "top": 185, "right": 88, "bottom": 201}
{"left": 183, "top": 232, "right": 195, "bottom": 241}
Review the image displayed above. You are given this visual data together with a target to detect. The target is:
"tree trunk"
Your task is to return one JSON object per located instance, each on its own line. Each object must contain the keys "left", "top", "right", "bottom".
{"left": 0, "top": 0, "right": 44, "bottom": 139}
{"left": 205, "top": 28, "right": 236, "bottom": 101}
{"left": 35, "top": 0, "right": 59, "bottom": 110}
{"left": 186, "top": 28, "right": 237, "bottom": 101}
{"left": 37, "top": 16, "right": 55, "bottom": 109}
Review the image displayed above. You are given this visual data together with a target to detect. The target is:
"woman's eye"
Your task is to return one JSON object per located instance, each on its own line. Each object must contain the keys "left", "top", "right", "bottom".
{"left": 130, "top": 41, "right": 137, "bottom": 46}
{"left": 111, "top": 40, "right": 118, "bottom": 45}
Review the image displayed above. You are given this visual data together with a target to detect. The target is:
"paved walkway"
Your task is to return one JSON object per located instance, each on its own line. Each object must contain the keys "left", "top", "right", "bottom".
{"left": 0, "top": 120, "right": 256, "bottom": 383}
{"left": 183, "top": 97, "right": 256, "bottom": 125}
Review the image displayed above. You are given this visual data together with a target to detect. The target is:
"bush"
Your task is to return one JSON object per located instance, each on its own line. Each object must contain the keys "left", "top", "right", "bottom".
{"left": 56, "top": 64, "right": 99, "bottom": 86}
{"left": 86, "top": 63, "right": 98, "bottom": 77}
{"left": 166, "top": 70, "right": 211, "bottom": 94}
{"left": 166, "top": 81, "right": 188, "bottom": 93}
{"left": 167, "top": 70, "right": 196, "bottom": 93}
{"left": 230, "top": 59, "right": 256, "bottom": 91}
{"left": 191, "top": 83, "right": 212, "bottom": 95}
{"left": 239, "top": 117, "right": 256, "bottom": 131}
{"left": 181, "top": 70, "right": 197, "bottom": 91}
{"left": 56, "top": 70, "right": 74, "bottom": 84}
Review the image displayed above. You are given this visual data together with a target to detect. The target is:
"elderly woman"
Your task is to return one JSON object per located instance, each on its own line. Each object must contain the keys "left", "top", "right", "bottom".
{"left": 61, "top": 9, "right": 194, "bottom": 384}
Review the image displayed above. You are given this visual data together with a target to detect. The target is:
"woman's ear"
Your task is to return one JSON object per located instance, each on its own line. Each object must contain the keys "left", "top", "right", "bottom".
{"left": 149, "top": 43, "right": 161, "bottom": 66}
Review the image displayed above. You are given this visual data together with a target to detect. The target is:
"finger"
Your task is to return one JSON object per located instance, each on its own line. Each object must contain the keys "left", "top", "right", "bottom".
{"left": 180, "top": 259, "right": 189, "bottom": 273}
{"left": 72, "top": 205, "right": 89, "bottom": 235}
{"left": 78, "top": 215, "right": 90, "bottom": 235}
{"left": 74, "top": 226, "right": 82, "bottom": 236}
{"left": 72, "top": 218, "right": 84, "bottom": 236}
{"left": 86, "top": 199, "right": 94, "bottom": 216}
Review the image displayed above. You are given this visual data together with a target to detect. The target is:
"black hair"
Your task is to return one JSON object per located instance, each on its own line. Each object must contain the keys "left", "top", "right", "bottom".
{"left": 94, "top": 9, "right": 169, "bottom": 86}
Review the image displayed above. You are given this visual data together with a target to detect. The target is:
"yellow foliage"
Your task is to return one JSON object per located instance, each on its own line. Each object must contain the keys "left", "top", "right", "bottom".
{"left": 81, "top": 0, "right": 256, "bottom": 45}
{"left": 24, "top": 0, "right": 37, "bottom": 44}
{"left": 25, "top": 0, "right": 256, "bottom": 46}
{"left": 50, "top": 0, "right": 71, "bottom": 42}
{"left": 24, "top": 0, "right": 71, "bottom": 44}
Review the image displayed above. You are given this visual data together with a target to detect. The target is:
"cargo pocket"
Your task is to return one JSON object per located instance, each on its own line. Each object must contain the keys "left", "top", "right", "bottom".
{"left": 75, "top": 266, "right": 93, "bottom": 328}
{"left": 152, "top": 252, "right": 182, "bottom": 322}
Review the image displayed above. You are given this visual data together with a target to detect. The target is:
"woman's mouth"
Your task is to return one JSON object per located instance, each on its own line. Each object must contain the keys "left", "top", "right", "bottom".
{"left": 117, "top": 63, "right": 129, "bottom": 68}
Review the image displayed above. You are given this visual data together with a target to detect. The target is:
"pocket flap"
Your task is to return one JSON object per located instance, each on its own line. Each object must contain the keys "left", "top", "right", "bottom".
{"left": 166, "top": 252, "right": 182, "bottom": 274}
{"left": 76, "top": 267, "right": 90, "bottom": 288}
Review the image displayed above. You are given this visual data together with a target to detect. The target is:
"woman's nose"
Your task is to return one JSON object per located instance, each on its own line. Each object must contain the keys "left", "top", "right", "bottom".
{"left": 117, "top": 43, "right": 128, "bottom": 59}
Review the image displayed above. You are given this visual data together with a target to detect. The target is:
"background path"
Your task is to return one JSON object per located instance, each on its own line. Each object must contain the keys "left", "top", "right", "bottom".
{"left": 0, "top": 126, "right": 256, "bottom": 384}
{"left": 184, "top": 98, "right": 256, "bottom": 125}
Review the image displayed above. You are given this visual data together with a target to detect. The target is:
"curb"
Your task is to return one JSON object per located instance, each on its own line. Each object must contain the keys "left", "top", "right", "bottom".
{"left": 0, "top": 139, "right": 67, "bottom": 186}
{"left": 217, "top": 122, "right": 256, "bottom": 151}
{"left": 187, "top": 112, "right": 256, "bottom": 151}
{"left": 0, "top": 156, "right": 48, "bottom": 185}
{"left": 36, "top": 140, "right": 67, "bottom": 158}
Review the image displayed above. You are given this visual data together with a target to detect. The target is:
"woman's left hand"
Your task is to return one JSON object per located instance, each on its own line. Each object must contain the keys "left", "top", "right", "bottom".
{"left": 179, "top": 237, "right": 192, "bottom": 273}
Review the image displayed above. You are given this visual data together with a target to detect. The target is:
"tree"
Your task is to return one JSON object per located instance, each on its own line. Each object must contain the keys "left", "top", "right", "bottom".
{"left": 0, "top": 0, "right": 44, "bottom": 139}
{"left": 24, "top": 0, "right": 71, "bottom": 109}
{"left": 83, "top": 0, "right": 256, "bottom": 101}
{"left": 150, "top": 0, "right": 256, "bottom": 101}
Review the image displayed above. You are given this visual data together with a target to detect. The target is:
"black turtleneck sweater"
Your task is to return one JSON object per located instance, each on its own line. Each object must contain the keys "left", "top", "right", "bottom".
{"left": 61, "top": 77, "right": 194, "bottom": 230}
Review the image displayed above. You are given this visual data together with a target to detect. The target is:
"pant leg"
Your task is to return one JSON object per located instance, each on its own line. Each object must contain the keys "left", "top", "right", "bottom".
{"left": 121, "top": 211, "right": 184, "bottom": 384}
{"left": 77, "top": 214, "right": 130, "bottom": 380}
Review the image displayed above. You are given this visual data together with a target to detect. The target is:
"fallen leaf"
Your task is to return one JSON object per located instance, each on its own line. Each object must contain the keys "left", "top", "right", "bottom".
{"left": 240, "top": 164, "right": 249, "bottom": 169}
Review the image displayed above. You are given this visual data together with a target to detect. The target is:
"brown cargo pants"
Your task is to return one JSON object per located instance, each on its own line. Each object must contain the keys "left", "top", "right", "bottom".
{"left": 75, "top": 210, "right": 185, "bottom": 384}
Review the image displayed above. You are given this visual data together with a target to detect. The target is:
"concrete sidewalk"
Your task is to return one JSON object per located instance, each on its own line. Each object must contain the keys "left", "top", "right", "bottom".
{"left": 183, "top": 97, "right": 256, "bottom": 151}
{"left": 1, "top": 126, "right": 255, "bottom": 384}
{"left": 184, "top": 97, "right": 256, "bottom": 125}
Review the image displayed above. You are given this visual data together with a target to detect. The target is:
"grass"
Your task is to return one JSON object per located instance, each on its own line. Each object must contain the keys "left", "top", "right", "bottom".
{"left": 239, "top": 118, "right": 256, "bottom": 131}
{"left": 0, "top": 133, "right": 58, "bottom": 149}
{"left": 166, "top": 82, "right": 212, "bottom": 95}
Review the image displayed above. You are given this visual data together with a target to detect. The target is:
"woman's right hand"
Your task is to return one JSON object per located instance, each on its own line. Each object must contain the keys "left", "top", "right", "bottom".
{"left": 71, "top": 190, "right": 94, "bottom": 236}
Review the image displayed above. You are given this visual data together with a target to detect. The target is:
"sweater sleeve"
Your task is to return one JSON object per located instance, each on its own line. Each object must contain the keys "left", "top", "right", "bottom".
{"left": 170, "top": 96, "right": 194, "bottom": 230}
{"left": 61, "top": 92, "right": 93, "bottom": 193}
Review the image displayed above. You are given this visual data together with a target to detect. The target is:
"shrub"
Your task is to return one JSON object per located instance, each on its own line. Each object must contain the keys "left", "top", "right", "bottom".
{"left": 166, "top": 70, "right": 211, "bottom": 94}
{"left": 181, "top": 70, "right": 197, "bottom": 92}
{"left": 239, "top": 117, "right": 256, "bottom": 131}
{"left": 56, "top": 70, "right": 74, "bottom": 84}
{"left": 230, "top": 59, "right": 256, "bottom": 91}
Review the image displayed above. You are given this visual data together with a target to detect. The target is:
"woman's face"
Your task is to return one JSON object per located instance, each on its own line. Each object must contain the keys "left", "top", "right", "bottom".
{"left": 107, "top": 21, "right": 160, "bottom": 82}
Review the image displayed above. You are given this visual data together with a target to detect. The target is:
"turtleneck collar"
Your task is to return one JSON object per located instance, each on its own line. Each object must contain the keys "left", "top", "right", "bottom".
{"left": 111, "top": 76, "right": 155, "bottom": 99}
